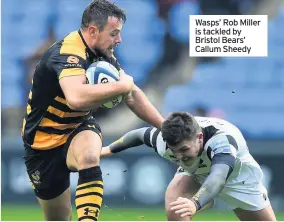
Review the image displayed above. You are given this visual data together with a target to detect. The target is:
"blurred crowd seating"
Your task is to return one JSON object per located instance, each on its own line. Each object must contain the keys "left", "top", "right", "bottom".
{"left": 164, "top": 6, "right": 284, "bottom": 138}
{"left": 1, "top": 0, "right": 283, "bottom": 139}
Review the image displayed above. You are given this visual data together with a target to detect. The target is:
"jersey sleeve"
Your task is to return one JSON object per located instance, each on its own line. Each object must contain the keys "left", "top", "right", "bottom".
{"left": 48, "top": 47, "right": 87, "bottom": 80}
{"left": 143, "top": 127, "right": 161, "bottom": 151}
{"left": 205, "top": 134, "right": 237, "bottom": 169}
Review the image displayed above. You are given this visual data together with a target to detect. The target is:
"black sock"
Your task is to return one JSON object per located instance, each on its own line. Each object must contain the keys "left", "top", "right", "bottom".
{"left": 75, "top": 166, "right": 103, "bottom": 221}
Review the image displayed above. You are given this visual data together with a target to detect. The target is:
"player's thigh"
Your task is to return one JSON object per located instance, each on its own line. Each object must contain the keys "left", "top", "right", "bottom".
{"left": 66, "top": 118, "right": 103, "bottom": 171}
{"left": 165, "top": 171, "right": 200, "bottom": 221}
{"left": 165, "top": 174, "right": 200, "bottom": 206}
{"left": 165, "top": 169, "right": 214, "bottom": 221}
{"left": 23, "top": 145, "right": 71, "bottom": 220}
{"left": 165, "top": 170, "right": 213, "bottom": 208}
{"left": 234, "top": 204, "right": 276, "bottom": 221}
{"left": 219, "top": 183, "right": 275, "bottom": 221}
{"left": 37, "top": 187, "right": 72, "bottom": 221}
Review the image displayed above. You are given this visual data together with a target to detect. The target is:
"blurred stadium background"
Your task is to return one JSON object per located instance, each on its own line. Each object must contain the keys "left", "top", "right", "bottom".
{"left": 1, "top": 0, "right": 284, "bottom": 220}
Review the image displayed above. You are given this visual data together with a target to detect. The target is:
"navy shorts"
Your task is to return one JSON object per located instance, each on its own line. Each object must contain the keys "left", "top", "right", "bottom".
{"left": 23, "top": 118, "right": 102, "bottom": 200}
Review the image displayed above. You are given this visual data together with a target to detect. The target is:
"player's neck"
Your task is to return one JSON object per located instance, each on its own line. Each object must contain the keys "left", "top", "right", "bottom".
{"left": 79, "top": 29, "right": 97, "bottom": 55}
{"left": 197, "top": 146, "right": 204, "bottom": 156}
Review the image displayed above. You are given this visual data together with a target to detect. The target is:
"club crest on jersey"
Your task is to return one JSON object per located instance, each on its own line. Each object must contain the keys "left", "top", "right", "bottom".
{"left": 198, "top": 159, "right": 207, "bottom": 168}
{"left": 169, "top": 154, "right": 180, "bottom": 163}
{"left": 67, "top": 56, "right": 79, "bottom": 64}
{"left": 65, "top": 56, "right": 82, "bottom": 68}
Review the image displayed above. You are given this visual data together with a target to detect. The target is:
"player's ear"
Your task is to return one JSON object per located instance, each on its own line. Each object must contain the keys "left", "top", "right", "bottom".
{"left": 88, "top": 25, "right": 99, "bottom": 39}
{"left": 197, "top": 132, "right": 203, "bottom": 142}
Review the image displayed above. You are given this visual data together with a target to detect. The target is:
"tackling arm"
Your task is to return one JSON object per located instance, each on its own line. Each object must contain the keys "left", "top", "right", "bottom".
{"left": 101, "top": 127, "right": 150, "bottom": 157}
{"left": 190, "top": 154, "right": 235, "bottom": 211}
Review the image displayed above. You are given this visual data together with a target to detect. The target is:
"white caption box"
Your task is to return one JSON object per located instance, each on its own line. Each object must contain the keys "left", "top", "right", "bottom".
{"left": 189, "top": 15, "right": 268, "bottom": 57}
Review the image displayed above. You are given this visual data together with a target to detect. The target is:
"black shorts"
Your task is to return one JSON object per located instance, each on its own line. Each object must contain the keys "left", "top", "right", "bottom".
{"left": 23, "top": 118, "right": 102, "bottom": 200}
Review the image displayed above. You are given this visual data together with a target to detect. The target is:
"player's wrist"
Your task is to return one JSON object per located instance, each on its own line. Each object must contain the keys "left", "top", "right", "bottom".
{"left": 101, "top": 146, "right": 112, "bottom": 157}
{"left": 190, "top": 199, "right": 202, "bottom": 211}
{"left": 116, "top": 81, "right": 132, "bottom": 94}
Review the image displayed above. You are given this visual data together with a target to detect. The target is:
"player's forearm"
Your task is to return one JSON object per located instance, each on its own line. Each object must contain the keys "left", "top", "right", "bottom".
{"left": 191, "top": 164, "right": 230, "bottom": 210}
{"left": 68, "top": 82, "right": 127, "bottom": 110}
{"left": 125, "top": 86, "right": 164, "bottom": 129}
{"left": 109, "top": 128, "right": 147, "bottom": 153}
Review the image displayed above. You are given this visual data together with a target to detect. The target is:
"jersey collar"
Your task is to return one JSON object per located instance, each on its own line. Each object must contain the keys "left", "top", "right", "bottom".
{"left": 78, "top": 29, "right": 98, "bottom": 61}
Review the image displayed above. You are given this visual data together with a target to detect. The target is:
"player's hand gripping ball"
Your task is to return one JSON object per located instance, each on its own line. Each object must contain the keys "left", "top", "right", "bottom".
{"left": 86, "top": 61, "right": 123, "bottom": 108}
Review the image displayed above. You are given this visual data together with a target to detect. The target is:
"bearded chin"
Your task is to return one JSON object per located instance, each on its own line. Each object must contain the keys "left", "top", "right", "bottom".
{"left": 93, "top": 47, "right": 110, "bottom": 58}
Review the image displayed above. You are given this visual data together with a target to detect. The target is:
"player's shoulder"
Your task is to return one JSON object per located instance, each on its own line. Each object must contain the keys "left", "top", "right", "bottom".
{"left": 43, "top": 31, "right": 88, "bottom": 69}
{"left": 196, "top": 116, "right": 227, "bottom": 126}
{"left": 201, "top": 124, "right": 240, "bottom": 158}
{"left": 55, "top": 31, "right": 87, "bottom": 60}
{"left": 197, "top": 116, "right": 238, "bottom": 133}
{"left": 203, "top": 133, "right": 239, "bottom": 160}
{"left": 197, "top": 116, "right": 240, "bottom": 147}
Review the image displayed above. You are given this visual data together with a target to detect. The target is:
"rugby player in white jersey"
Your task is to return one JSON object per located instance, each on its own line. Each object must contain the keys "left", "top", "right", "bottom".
{"left": 101, "top": 112, "right": 276, "bottom": 221}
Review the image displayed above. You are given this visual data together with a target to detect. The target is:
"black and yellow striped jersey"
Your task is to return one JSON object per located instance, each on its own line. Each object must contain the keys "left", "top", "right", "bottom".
{"left": 22, "top": 30, "right": 121, "bottom": 150}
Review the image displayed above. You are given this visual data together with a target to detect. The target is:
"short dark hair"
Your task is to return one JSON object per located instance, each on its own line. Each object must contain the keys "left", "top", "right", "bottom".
{"left": 81, "top": 0, "right": 126, "bottom": 31}
{"left": 161, "top": 112, "right": 201, "bottom": 146}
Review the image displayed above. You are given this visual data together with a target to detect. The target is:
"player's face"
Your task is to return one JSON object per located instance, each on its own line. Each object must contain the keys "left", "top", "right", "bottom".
{"left": 91, "top": 16, "right": 123, "bottom": 58}
{"left": 169, "top": 133, "right": 203, "bottom": 164}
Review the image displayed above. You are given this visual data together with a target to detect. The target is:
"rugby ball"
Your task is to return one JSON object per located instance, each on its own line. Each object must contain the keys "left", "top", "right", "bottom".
{"left": 86, "top": 61, "right": 123, "bottom": 108}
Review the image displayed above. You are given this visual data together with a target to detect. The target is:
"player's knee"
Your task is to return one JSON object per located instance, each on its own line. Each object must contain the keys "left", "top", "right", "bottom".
{"left": 165, "top": 193, "right": 173, "bottom": 212}
{"left": 166, "top": 205, "right": 184, "bottom": 221}
{"left": 74, "top": 132, "right": 102, "bottom": 170}
{"left": 77, "top": 151, "right": 100, "bottom": 170}
{"left": 165, "top": 190, "right": 178, "bottom": 219}
{"left": 165, "top": 203, "right": 175, "bottom": 221}
{"left": 165, "top": 183, "right": 178, "bottom": 208}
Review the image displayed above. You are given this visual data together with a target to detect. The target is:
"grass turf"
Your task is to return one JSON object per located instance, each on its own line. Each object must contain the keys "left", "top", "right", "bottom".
{"left": 2, "top": 205, "right": 284, "bottom": 221}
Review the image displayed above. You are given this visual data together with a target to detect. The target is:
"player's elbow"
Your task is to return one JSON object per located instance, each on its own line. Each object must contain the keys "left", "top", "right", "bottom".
{"left": 204, "top": 171, "right": 227, "bottom": 192}
{"left": 66, "top": 98, "right": 83, "bottom": 111}
{"left": 65, "top": 96, "right": 88, "bottom": 111}
{"left": 216, "top": 179, "right": 226, "bottom": 188}
{"left": 124, "top": 85, "right": 141, "bottom": 105}
{"left": 124, "top": 92, "right": 134, "bottom": 106}
{"left": 67, "top": 96, "right": 101, "bottom": 111}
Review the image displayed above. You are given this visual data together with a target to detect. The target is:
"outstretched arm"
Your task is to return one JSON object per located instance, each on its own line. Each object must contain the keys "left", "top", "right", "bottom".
{"left": 170, "top": 153, "right": 235, "bottom": 218}
{"left": 124, "top": 85, "right": 164, "bottom": 129}
{"left": 101, "top": 127, "right": 151, "bottom": 157}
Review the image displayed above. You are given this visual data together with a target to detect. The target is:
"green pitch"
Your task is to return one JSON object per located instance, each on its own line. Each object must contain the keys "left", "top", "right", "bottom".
{"left": 2, "top": 205, "right": 284, "bottom": 221}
